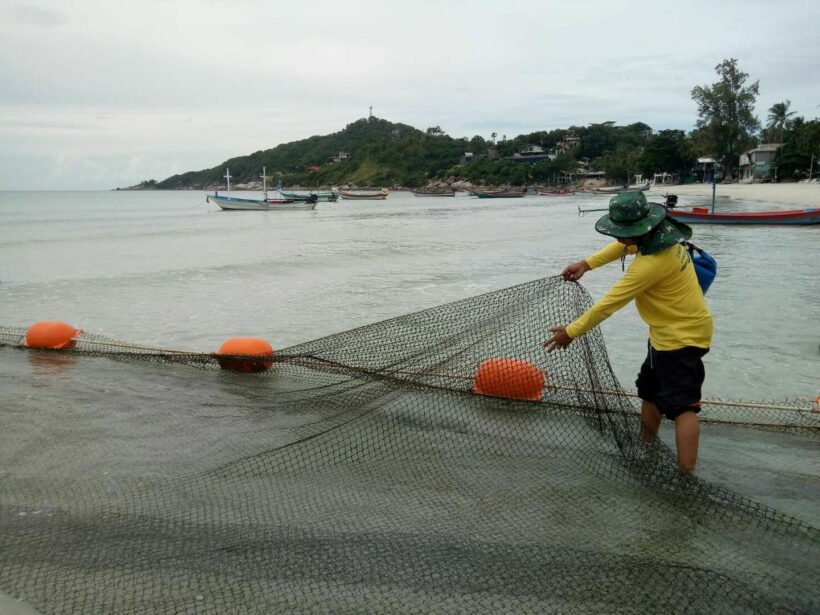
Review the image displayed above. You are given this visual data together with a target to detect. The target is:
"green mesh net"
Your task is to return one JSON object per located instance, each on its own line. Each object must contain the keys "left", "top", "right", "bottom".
{"left": 0, "top": 277, "right": 817, "bottom": 613}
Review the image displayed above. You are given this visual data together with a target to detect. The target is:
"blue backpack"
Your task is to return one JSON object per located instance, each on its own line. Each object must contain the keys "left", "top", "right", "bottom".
{"left": 683, "top": 242, "right": 717, "bottom": 294}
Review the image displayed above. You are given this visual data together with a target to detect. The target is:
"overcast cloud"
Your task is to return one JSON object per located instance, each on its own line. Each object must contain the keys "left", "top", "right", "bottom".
{"left": 1, "top": 0, "right": 818, "bottom": 189}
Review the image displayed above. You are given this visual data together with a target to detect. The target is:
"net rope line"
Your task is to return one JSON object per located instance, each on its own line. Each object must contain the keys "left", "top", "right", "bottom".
{"left": 1, "top": 328, "right": 816, "bottom": 417}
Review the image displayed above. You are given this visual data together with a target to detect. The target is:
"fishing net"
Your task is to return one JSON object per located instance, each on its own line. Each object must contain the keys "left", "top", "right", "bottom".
{"left": 0, "top": 277, "right": 817, "bottom": 614}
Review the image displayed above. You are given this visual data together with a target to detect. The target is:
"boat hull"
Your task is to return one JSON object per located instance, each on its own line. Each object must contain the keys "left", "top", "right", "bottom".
{"left": 536, "top": 191, "right": 575, "bottom": 196}
{"left": 587, "top": 182, "right": 650, "bottom": 195}
{"left": 280, "top": 190, "right": 338, "bottom": 202}
{"left": 207, "top": 195, "right": 317, "bottom": 211}
{"left": 470, "top": 191, "right": 524, "bottom": 198}
{"left": 339, "top": 190, "right": 389, "bottom": 200}
{"left": 412, "top": 191, "right": 455, "bottom": 197}
{"left": 669, "top": 208, "right": 820, "bottom": 225}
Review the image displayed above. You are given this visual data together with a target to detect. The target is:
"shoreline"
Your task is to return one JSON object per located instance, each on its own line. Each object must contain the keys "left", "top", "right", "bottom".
{"left": 646, "top": 183, "right": 820, "bottom": 207}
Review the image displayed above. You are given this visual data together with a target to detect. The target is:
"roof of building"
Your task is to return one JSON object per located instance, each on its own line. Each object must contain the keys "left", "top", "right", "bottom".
{"left": 747, "top": 143, "right": 782, "bottom": 153}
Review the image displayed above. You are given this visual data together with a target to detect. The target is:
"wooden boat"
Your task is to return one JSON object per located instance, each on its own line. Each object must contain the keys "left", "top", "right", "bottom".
{"left": 411, "top": 189, "right": 456, "bottom": 197}
{"left": 339, "top": 188, "right": 389, "bottom": 200}
{"left": 536, "top": 189, "right": 575, "bottom": 196}
{"left": 207, "top": 193, "right": 317, "bottom": 211}
{"left": 669, "top": 207, "right": 820, "bottom": 225}
{"left": 469, "top": 190, "right": 524, "bottom": 199}
{"left": 589, "top": 182, "right": 650, "bottom": 194}
{"left": 275, "top": 180, "right": 338, "bottom": 202}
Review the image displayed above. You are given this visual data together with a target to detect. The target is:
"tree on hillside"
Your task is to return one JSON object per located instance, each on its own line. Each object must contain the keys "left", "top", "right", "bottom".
{"left": 772, "top": 117, "right": 820, "bottom": 180}
{"left": 691, "top": 58, "right": 760, "bottom": 178}
{"left": 639, "top": 130, "right": 693, "bottom": 178}
{"left": 594, "top": 144, "right": 642, "bottom": 185}
{"left": 766, "top": 100, "right": 796, "bottom": 143}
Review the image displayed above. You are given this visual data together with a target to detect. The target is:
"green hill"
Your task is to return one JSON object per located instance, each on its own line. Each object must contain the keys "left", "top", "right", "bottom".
{"left": 154, "top": 118, "right": 468, "bottom": 190}
{"left": 144, "top": 117, "right": 703, "bottom": 190}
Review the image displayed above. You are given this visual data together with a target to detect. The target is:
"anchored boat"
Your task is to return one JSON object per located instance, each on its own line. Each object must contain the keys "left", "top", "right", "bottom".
{"left": 339, "top": 189, "right": 389, "bottom": 200}
{"left": 669, "top": 207, "right": 820, "bottom": 225}
{"left": 469, "top": 190, "right": 524, "bottom": 199}
{"left": 206, "top": 167, "right": 318, "bottom": 211}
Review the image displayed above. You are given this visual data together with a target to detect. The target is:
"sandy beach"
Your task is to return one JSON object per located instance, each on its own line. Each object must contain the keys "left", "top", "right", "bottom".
{"left": 646, "top": 182, "right": 820, "bottom": 206}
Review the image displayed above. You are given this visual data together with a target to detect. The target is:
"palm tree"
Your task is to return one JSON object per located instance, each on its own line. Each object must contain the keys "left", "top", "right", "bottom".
{"left": 766, "top": 100, "right": 796, "bottom": 143}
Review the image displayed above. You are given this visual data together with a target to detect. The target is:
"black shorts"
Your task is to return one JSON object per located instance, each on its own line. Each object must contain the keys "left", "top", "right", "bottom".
{"left": 635, "top": 342, "right": 709, "bottom": 420}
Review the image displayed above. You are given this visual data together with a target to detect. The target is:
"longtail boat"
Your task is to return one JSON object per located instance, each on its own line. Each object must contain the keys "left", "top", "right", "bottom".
{"left": 536, "top": 189, "right": 576, "bottom": 196}
{"left": 669, "top": 207, "right": 820, "bottom": 225}
{"left": 274, "top": 180, "right": 338, "bottom": 202}
{"left": 469, "top": 190, "right": 524, "bottom": 199}
{"left": 587, "top": 182, "right": 650, "bottom": 195}
{"left": 411, "top": 189, "right": 456, "bottom": 197}
{"left": 339, "top": 188, "right": 389, "bottom": 200}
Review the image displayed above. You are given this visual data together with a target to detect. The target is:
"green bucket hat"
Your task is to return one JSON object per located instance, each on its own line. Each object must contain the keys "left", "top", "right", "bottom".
{"left": 595, "top": 192, "right": 665, "bottom": 238}
{"left": 595, "top": 191, "right": 692, "bottom": 255}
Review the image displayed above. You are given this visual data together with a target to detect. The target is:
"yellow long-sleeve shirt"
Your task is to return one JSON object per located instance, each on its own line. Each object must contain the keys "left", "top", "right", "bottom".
{"left": 566, "top": 241, "right": 713, "bottom": 350}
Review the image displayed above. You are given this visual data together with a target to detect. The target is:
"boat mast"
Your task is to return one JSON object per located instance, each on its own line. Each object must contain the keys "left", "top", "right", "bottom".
{"left": 260, "top": 167, "right": 268, "bottom": 201}
{"left": 224, "top": 168, "right": 232, "bottom": 197}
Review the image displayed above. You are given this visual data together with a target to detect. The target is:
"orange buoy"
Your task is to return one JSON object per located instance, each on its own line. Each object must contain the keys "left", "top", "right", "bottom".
{"left": 23, "top": 321, "right": 81, "bottom": 350}
{"left": 216, "top": 338, "right": 274, "bottom": 373}
{"left": 473, "top": 358, "right": 545, "bottom": 401}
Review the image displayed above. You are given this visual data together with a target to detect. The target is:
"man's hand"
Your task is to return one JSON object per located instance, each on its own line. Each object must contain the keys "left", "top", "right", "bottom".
{"left": 544, "top": 326, "right": 573, "bottom": 353}
{"left": 561, "top": 260, "right": 590, "bottom": 281}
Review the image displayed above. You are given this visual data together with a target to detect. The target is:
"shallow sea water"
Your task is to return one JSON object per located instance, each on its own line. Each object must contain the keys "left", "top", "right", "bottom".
{"left": 1, "top": 190, "right": 817, "bottom": 399}
{"left": 1, "top": 190, "right": 818, "bottom": 613}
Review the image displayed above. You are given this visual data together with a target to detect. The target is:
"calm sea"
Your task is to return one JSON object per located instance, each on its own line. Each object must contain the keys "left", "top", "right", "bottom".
{"left": 1, "top": 189, "right": 817, "bottom": 400}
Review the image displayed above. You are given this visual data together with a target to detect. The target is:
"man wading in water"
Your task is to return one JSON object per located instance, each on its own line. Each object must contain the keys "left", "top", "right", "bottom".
{"left": 544, "top": 192, "right": 713, "bottom": 471}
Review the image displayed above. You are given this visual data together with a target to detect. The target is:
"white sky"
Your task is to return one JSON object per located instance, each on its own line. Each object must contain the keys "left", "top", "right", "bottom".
{"left": 1, "top": 0, "right": 818, "bottom": 189}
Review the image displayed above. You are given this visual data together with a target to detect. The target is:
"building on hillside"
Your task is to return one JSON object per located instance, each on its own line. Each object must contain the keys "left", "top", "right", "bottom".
{"left": 558, "top": 133, "right": 580, "bottom": 151}
{"left": 653, "top": 172, "right": 679, "bottom": 185}
{"left": 509, "top": 145, "right": 554, "bottom": 163}
{"left": 461, "top": 152, "right": 475, "bottom": 164}
{"left": 739, "top": 144, "right": 782, "bottom": 182}
{"left": 331, "top": 151, "right": 349, "bottom": 163}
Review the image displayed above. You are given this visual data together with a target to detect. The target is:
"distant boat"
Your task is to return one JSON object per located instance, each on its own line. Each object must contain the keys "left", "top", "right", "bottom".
{"left": 339, "top": 189, "right": 389, "bottom": 200}
{"left": 536, "top": 189, "right": 576, "bottom": 196}
{"left": 207, "top": 193, "right": 317, "bottom": 211}
{"left": 469, "top": 190, "right": 524, "bottom": 199}
{"left": 669, "top": 207, "right": 820, "bottom": 225}
{"left": 275, "top": 180, "right": 338, "bottom": 202}
{"left": 411, "top": 189, "right": 456, "bottom": 197}
{"left": 206, "top": 167, "right": 318, "bottom": 211}
{"left": 588, "top": 182, "right": 650, "bottom": 194}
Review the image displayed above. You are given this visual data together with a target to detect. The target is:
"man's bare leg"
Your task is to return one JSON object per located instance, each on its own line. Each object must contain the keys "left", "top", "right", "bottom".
{"left": 640, "top": 400, "right": 662, "bottom": 441}
{"left": 674, "top": 410, "right": 700, "bottom": 472}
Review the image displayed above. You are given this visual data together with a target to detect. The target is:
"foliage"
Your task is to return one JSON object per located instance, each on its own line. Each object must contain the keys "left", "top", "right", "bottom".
{"left": 691, "top": 58, "right": 760, "bottom": 175}
{"left": 765, "top": 100, "right": 796, "bottom": 143}
{"left": 772, "top": 117, "right": 820, "bottom": 180}
{"left": 593, "top": 145, "right": 643, "bottom": 184}
{"left": 638, "top": 130, "right": 694, "bottom": 178}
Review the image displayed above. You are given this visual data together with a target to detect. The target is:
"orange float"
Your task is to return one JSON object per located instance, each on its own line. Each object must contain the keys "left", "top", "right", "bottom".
{"left": 23, "top": 321, "right": 81, "bottom": 350}
{"left": 216, "top": 338, "right": 275, "bottom": 373}
{"left": 473, "top": 358, "right": 545, "bottom": 401}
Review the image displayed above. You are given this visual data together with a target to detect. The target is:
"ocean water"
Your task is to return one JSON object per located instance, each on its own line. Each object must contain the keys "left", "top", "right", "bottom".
{"left": 0, "top": 189, "right": 817, "bottom": 400}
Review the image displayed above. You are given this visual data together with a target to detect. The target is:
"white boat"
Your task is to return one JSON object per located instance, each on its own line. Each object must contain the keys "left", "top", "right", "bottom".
{"left": 207, "top": 194, "right": 317, "bottom": 211}
{"left": 206, "top": 167, "right": 318, "bottom": 211}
